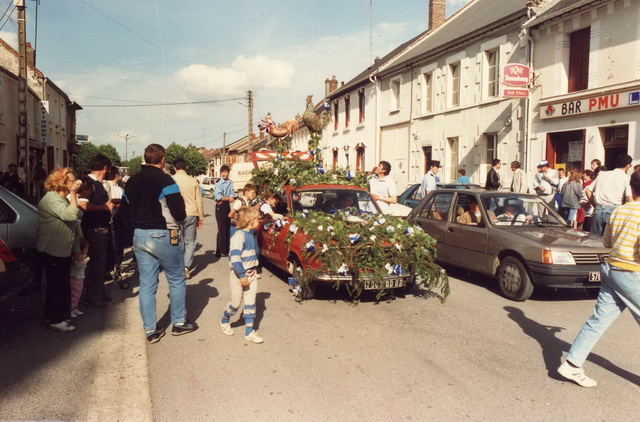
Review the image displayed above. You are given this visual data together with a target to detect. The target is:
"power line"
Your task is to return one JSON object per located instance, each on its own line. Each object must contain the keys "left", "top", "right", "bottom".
{"left": 69, "top": 93, "right": 169, "bottom": 104}
{"left": 75, "top": 0, "right": 187, "bottom": 65}
{"left": 0, "top": 4, "right": 15, "bottom": 32}
{"left": 82, "top": 97, "right": 245, "bottom": 108}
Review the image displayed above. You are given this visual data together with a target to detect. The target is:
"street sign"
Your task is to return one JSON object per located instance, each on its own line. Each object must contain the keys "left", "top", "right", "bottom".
{"left": 502, "top": 88, "right": 529, "bottom": 98}
{"left": 40, "top": 101, "right": 49, "bottom": 146}
{"left": 502, "top": 64, "right": 530, "bottom": 87}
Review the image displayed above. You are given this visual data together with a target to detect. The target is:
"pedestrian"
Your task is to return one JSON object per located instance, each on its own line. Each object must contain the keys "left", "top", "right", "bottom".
{"left": 82, "top": 154, "right": 115, "bottom": 308}
{"left": 510, "top": 161, "right": 528, "bottom": 193}
{"left": 558, "top": 169, "right": 640, "bottom": 388}
{"left": 485, "top": 159, "right": 502, "bottom": 191}
{"left": 258, "top": 191, "right": 284, "bottom": 220}
{"left": 532, "top": 160, "right": 559, "bottom": 208}
{"left": 420, "top": 160, "right": 441, "bottom": 197}
{"left": 214, "top": 165, "right": 235, "bottom": 257}
{"left": 229, "top": 183, "right": 258, "bottom": 236}
{"left": 220, "top": 206, "right": 264, "bottom": 344}
{"left": 590, "top": 158, "right": 602, "bottom": 172}
{"left": 555, "top": 168, "right": 567, "bottom": 209}
{"left": 369, "top": 161, "right": 397, "bottom": 214}
{"left": 456, "top": 169, "right": 471, "bottom": 185}
{"left": 103, "top": 166, "right": 123, "bottom": 200}
{"left": 172, "top": 157, "right": 204, "bottom": 279}
{"left": 560, "top": 170, "right": 582, "bottom": 229}
{"left": 34, "top": 162, "right": 47, "bottom": 200}
{"left": 634, "top": 164, "right": 640, "bottom": 172}
{"left": 123, "top": 143, "right": 196, "bottom": 344}
{"left": 1, "top": 164, "right": 20, "bottom": 194}
{"left": 17, "top": 161, "right": 26, "bottom": 197}
{"left": 37, "top": 168, "right": 82, "bottom": 332}
{"left": 585, "top": 154, "right": 633, "bottom": 236}
{"left": 70, "top": 238, "right": 90, "bottom": 319}
{"left": 578, "top": 169, "right": 594, "bottom": 231}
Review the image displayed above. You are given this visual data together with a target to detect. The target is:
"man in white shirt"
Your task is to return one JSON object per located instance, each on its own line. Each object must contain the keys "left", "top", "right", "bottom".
{"left": 173, "top": 158, "right": 204, "bottom": 278}
{"left": 585, "top": 154, "right": 633, "bottom": 235}
{"left": 532, "top": 160, "right": 559, "bottom": 208}
{"left": 369, "top": 161, "right": 397, "bottom": 214}
{"left": 420, "top": 160, "right": 441, "bottom": 197}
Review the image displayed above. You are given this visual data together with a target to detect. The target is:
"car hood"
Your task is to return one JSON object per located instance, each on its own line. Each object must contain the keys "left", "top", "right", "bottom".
{"left": 508, "top": 227, "right": 606, "bottom": 250}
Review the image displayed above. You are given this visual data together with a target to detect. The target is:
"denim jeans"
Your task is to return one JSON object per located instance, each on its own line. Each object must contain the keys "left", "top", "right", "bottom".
{"left": 133, "top": 228, "right": 187, "bottom": 331}
{"left": 590, "top": 205, "right": 616, "bottom": 236}
{"left": 179, "top": 216, "right": 199, "bottom": 269}
{"left": 566, "top": 262, "right": 640, "bottom": 367}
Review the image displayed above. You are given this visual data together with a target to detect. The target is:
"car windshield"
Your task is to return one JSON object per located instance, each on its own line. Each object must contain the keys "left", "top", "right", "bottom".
{"left": 481, "top": 194, "right": 568, "bottom": 227}
{"left": 291, "top": 189, "right": 380, "bottom": 215}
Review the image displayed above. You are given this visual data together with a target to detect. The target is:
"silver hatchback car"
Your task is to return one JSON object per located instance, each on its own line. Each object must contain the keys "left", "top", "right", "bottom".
{"left": 406, "top": 189, "right": 608, "bottom": 301}
{"left": 0, "top": 187, "right": 39, "bottom": 282}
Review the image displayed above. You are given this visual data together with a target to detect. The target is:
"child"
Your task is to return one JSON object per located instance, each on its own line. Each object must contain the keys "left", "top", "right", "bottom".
{"left": 229, "top": 183, "right": 258, "bottom": 236}
{"left": 70, "top": 238, "right": 90, "bottom": 317}
{"left": 220, "top": 206, "right": 264, "bottom": 344}
{"left": 259, "top": 191, "right": 284, "bottom": 220}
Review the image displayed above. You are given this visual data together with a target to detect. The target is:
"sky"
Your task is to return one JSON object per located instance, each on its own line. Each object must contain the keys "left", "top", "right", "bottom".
{"left": 1, "top": 0, "right": 470, "bottom": 161}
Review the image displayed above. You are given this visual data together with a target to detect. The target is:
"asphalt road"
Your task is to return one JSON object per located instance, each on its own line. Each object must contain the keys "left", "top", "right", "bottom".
{"left": 1, "top": 197, "right": 638, "bottom": 421}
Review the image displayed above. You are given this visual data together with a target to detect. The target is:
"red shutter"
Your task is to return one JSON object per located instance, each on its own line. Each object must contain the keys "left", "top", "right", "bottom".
{"left": 568, "top": 27, "right": 590, "bottom": 93}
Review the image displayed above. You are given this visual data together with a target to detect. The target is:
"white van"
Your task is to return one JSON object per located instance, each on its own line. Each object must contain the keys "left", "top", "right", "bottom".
{"left": 229, "top": 162, "right": 257, "bottom": 194}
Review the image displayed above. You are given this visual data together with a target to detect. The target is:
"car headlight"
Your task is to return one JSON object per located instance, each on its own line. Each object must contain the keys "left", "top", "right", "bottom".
{"left": 542, "top": 250, "right": 576, "bottom": 265}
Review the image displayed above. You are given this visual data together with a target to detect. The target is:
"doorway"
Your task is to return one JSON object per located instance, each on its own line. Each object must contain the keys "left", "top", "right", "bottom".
{"left": 546, "top": 130, "right": 585, "bottom": 171}
{"left": 602, "top": 125, "right": 628, "bottom": 170}
{"left": 423, "top": 146, "right": 432, "bottom": 174}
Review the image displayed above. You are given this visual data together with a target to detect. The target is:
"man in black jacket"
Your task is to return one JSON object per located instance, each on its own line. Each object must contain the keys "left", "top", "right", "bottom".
{"left": 123, "top": 144, "right": 197, "bottom": 343}
{"left": 485, "top": 158, "right": 502, "bottom": 191}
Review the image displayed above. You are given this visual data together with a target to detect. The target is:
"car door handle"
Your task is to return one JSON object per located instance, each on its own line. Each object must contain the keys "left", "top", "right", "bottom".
{"left": 447, "top": 227, "right": 455, "bottom": 233}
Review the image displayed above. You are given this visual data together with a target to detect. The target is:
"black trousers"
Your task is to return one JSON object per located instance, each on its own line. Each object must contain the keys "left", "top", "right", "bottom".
{"left": 84, "top": 227, "right": 110, "bottom": 304}
{"left": 215, "top": 201, "right": 231, "bottom": 256}
{"left": 43, "top": 253, "right": 72, "bottom": 324}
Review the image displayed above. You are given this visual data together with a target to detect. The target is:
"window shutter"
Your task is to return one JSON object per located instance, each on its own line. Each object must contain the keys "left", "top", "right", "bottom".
{"left": 568, "top": 27, "right": 590, "bottom": 93}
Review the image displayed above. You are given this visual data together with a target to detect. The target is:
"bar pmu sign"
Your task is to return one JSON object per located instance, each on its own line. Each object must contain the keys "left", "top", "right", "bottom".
{"left": 502, "top": 64, "right": 530, "bottom": 98}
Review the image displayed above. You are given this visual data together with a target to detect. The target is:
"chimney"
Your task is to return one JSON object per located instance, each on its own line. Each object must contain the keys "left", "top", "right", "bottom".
{"left": 428, "top": 0, "right": 446, "bottom": 32}
{"left": 325, "top": 78, "right": 331, "bottom": 97}
{"left": 329, "top": 76, "right": 338, "bottom": 93}
{"left": 26, "top": 42, "right": 36, "bottom": 69}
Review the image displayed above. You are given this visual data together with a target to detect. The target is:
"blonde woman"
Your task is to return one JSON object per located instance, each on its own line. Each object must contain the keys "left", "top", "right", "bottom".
{"left": 37, "top": 168, "right": 82, "bottom": 332}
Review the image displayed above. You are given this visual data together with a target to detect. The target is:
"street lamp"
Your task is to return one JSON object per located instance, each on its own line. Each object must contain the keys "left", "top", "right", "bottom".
{"left": 117, "top": 133, "right": 135, "bottom": 162}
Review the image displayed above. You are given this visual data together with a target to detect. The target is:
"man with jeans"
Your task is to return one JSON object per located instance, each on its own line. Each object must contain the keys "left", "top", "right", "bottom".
{"left": 585, "top": 154, "right": 632, "bottom": 236}
{"left": 123, "top": 144, "right": 196, "bottom": 343}
{"left": 558, "top": 168, "right": 640, "bottom": 387}
{"left": 172, "top": 158, "right": 204, "bottom": 279}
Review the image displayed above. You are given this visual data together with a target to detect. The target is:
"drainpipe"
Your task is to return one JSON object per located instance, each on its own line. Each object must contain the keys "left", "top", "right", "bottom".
{"left": 522, "top": 7, "right": 536, "bottom": 174}
{"left": 369, "top": 72, "right": 380, "bottom": 166}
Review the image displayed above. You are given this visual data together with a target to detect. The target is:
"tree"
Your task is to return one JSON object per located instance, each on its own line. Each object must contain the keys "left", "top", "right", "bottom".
{"left": 96, "top": 144, "right": 122, "bottom": 167}
{"left": 165, "top": 143, "right": 187, "bottom": 169}
{"left": 165, "top": 142, "right": 208, "bottom": 176}
{"left": 122, "top": 157, "right": 142, "bottom": 174}
{"left": 75, "top": 142, "right": 98, "bottom": 175}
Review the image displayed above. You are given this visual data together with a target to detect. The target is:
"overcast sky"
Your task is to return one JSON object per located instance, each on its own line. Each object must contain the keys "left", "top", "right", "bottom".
{"left": 1, "top": 0, "right": 470, "bottom": 160}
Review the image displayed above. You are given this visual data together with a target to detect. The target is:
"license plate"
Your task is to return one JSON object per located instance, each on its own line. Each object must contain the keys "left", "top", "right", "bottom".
{"left": 588, "top": 272, "right": 601, "bottom": 282}
{"left": 364, "top": 278, "right": 406, "bottom": 290}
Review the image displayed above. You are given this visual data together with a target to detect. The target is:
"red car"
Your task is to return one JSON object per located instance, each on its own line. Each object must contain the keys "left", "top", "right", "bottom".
{"left": 257, "top": 184, "right": 415, "bottom": 299}
{"left": 0, "top": 239, "right": 31, "bottom": 304}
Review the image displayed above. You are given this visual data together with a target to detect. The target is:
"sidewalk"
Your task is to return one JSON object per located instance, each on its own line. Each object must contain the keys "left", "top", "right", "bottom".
{"left": 0, "top": 265, "right": 152, "bottom": 421}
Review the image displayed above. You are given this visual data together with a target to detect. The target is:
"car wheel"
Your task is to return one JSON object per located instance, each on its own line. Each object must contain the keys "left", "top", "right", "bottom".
{"left": 400, "top": 265, "right": 417, "bottom": 292}
{"left": 288, "top": 256, "right": 316, "bottom": 300}
{"left": 497, "top": 256, "right": 534, "bottom": 301}
{"left": 209, "top": 190, "right": 215, "bottom": 199}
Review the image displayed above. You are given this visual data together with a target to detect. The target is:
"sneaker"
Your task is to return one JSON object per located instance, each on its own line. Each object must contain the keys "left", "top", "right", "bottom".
{"left": 220, "top": 322, "right": 234, "bottom": 336}
{"left": 558, "top": 361, "right": 597, "bottom": 387}
{"left": 184, "top": 267, "right": 191, "bottom": 280}
{"left": 244, "top": 330, "right": 264, "bottom": 344}
{"left": 72, "top": 309, "right": 84, "bottom": 316}
{"left": 172, "top": 319, "right": 198, "bottom": 336}
{"left": 49, "top": 321, "right": 76, "bottom": 332}
{"left": 70, "top": 312, "right": 78, "bottom": 319}
{"left": 146, "top": 328, "right": 166, "bottom": 344}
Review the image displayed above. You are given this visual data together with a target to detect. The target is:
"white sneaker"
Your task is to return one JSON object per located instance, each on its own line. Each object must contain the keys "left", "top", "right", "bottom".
{"left": 72, "top": 309, "right": 84, "bottom": 316}
{"left": 49, "top": 321, "right": 76, "bottom": 332}
{"left": 220, "top": 322, "right": 234, "bottom": 336}
{"left": 558, "top": 361, "right": 597, "bottom": 387}
{"left": 244, "top": 330, "right": 264, "bottom": 344}
{"left": 70, "top": 312, "right": 77, "bottom": 319}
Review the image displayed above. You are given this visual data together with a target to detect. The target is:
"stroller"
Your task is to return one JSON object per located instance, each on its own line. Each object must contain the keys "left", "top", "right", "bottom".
{"left": 110, "top": 199, "right": 136, "bottom": 289}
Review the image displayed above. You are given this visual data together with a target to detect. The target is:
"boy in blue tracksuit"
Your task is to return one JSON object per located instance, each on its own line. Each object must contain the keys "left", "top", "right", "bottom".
{"left": 219, "top": 206, "right": 263, "bottom": 344}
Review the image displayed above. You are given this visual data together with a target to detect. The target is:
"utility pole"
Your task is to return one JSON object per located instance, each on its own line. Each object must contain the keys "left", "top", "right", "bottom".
{"left": 118, "top": 133, "right": 135, "bottom": 162}
{"left": 222, "top": 132, "right": 226, "bottom": 166}
{"left": 17, "top": 0, "right": 30, "bottom": 196}
{"left": 247, "top": 90, "right": 253, "bottom": 153}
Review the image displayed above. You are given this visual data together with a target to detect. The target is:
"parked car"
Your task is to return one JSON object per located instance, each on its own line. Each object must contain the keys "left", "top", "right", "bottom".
{"left": 0, "top": 187, "right": 39, "bottom": 285}
{"left": 199, "top": 176, "right": 219, "bottom": 198}
{"left": 406, "top": 189, "right": 608, "bottom": 301}
{"left": 399, "top": 183, "right": 482, "bottom": 208}
{"left": 0, "top": 239, "right": 31, "bottom": 304}
{"left": 257, "top": 184, "right": 415, "bottom": 299}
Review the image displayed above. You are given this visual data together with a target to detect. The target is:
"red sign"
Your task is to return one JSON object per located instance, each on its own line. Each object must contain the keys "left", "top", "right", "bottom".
{"left": 502, "top": 64, "right": 530, "bottom": 87}
{"left": 503, "top": 88, "right": 529, "bottom": 98}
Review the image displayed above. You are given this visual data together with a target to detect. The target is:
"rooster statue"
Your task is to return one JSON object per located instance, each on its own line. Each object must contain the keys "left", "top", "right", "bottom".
{"left": 257, "top": 113, "right": 299, "bottom": 138}
{"left": 302, "top": 95, "right": 330, "bottom": 133}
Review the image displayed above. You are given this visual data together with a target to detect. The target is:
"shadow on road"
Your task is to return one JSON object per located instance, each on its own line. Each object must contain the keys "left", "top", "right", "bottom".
{"left": 157, "top": 277, "right": 218, "bottom": 330}
{"left": 504, "top": 305, "right": 640, "bottom": 387}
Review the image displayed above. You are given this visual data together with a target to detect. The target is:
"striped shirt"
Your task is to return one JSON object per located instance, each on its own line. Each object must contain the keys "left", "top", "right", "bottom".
{"left": 603, "top": 201, "right": 640, "bottom": 272}
{"left": 229, "top": 229, "right": 259, "bottom": 278}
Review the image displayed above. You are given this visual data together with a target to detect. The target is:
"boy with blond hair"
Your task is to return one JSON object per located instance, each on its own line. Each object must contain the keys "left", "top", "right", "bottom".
{"left": 220, "top": 206, "right": 263, "bottom": 343}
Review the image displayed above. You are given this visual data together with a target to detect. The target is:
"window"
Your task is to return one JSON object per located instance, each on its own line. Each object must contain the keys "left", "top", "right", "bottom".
{"left": 447, "top": 137, "right": 459, "bottom": 182}
{"left": 486, "top": 50, "right": 499, "bottom": 98}
{"left": 568, "top": 27, "right": 590, "bottom": 93}
{"left": 356, "top": 146, "right": 365, "bottom": 171}
{"left": 333, "top": 100, "right": 339, "bottom": 131}
{"left": 418, "top": 192, "right": 453, "bottom": 221}
{"left": 332, "top": 149, "right": 338, "bottom": 169}
{"left": 391, "top": 78, "right": 401, "bottom": 110}
{"left": 358, "top": 89, "right": 365, "bottom": 123}
{"left": 344, "top": 96, "right": 350, "bottom": 128}
{"left": 423, "top": 72, "right": 433, "bottom": 113}
{"left": 485, "top": 133, "right": 498, "bottom": 165}
{"left": 450, "top": 63, "right": 460, "bottom": 107}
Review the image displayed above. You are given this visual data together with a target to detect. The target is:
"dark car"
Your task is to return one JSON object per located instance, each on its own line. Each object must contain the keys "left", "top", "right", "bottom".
{"left": 257, "top": 184, "right": 415, "bottom": 299}
{"left": 399, "top": 183, "right": 482, "bottom": 208}
{"left": 0, "top": 239, "right": 31, "bottom": 304}
{"left": 406, "top": 189, "right": 608, "bottom": 301}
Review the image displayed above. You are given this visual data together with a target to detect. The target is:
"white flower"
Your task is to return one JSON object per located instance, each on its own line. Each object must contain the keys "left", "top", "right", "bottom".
{"left": 384, "top": 263, "right": 394, "bottom": 274}
{"left": 322, "top": 244, "right": 329, "bottom": 253}
{"left": 370, "top": 235, "right": 376, "bottom": 241}
{"left": 386, "top": 225, "right": 395, "bottom": 232}
{"left": 290, "top": 178, "right": 296, "bottom": 184}
{"left": 326, "top": 225, "right": 334, "bottom": 232}
{"left": 311, "top": 219, "right": 316, "bottom": 223}
{"left": 397, "top": 224, "right": 402, "bottom": 229}
{"left": 332, "top": 174, "right": 338, "bottom": 180}
{"left": 378, "top": 217, "right": 386, "bottom": 225}
{"left": 274, "top": 168, "right": 279, "bottom": 176}
{"left": 289, "top": 224, "right": 299, "bottom": 234}
{"left": 317, "top": 225, "right": 324, "bottom": 231}
{"left": 405, "top": 227, "right": 415, "bottom": 235}
{"left": 394, "top": 243, "right": 402, "bottom": 251}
